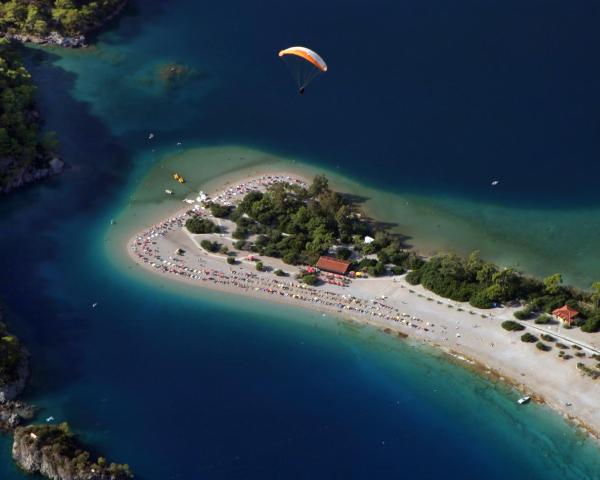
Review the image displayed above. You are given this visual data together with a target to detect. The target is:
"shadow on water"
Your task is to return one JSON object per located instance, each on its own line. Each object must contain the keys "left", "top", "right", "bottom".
{"left": 0, "top": 46, "right": 135, "bottom": 399}
{"left": 89, "top": 0, "right": 165, "bottom": 47}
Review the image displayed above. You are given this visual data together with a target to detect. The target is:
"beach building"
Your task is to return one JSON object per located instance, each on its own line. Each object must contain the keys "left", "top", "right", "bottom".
{"left": 552, "top": 305, "right": 579, "bottom": 324}
{"left": 316, "top": 256, "right": 351, "bottom": 275}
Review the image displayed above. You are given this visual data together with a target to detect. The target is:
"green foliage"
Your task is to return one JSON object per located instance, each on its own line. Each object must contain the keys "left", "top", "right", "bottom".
{"left": 391, "top": 265, "right": 405, "bottom": 275}
{"left": 200, "top": 240, "right": 219, "bottom": 253}
{"left": 273, "top": 269, "right": 286, "bottom": 277}
{"left": 543, "top": 273, "right": 563, "bottom": 295}
{"left": 501, "top": 320, "right": 525, "bottom": 332}
{"left": 209, "top": 203, "right": 232, "bottom": 218}
{"left": 302, "top": 274, "right": 318, "bottom": 285}
{"left": 0, "top": 40, "right": 55, "bottom": 190}
{"left": 185, "top": 217, "right": 219, "bottom": 234}
{"left": 581, "top": 314, "right": 600, "bottom": 333}
{"left": 336, "top": 247, "right": 352, "bottom": 260}
{"left": 226, "top": 256, "right": 236, "bottom": 265}
{"left": 0, "top": 0, "right": 126, "bottom": 37}
{"left": 0, "top": 322, "right": 24, "bottom": 385}
{"left": 405, "top": 269, "right": 422, "bottom": 285}
{"left": 231, "top": 176, "right": 371, "bottom": 266}
{"left": 520, "top": 332, "right": 537, "bottom": 343}
{"left": 514, "top": 308, "right": 534, "bottom": 320}
{"left": 534, "top": 314, "right": 551, "bottom": 325}
{"left": 536, "top": 342, "right": 551, "bottom": 352}
{"left": 255, "top": 261, "right": 264, "bottom": 272}
{"left": 17, "top": 423, "right": 132, "bottom": 479}
{"left": 540, "top": 334, "right": 555, "bottom": 342}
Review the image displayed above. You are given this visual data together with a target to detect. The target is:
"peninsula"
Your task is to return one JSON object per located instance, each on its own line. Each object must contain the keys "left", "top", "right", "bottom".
{"left": 129, "top": 171, "right": 600, "bottom": 441}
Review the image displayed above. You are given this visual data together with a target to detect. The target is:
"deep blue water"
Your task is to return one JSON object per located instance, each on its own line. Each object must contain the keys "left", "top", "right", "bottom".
{"left": 2, "top": 0, "right": 600, "bottom": 478}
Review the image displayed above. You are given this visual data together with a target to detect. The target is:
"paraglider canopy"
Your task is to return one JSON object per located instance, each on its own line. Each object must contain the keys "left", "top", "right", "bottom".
{"left": 278, "top": 46, "right": 327, "bottom": 93}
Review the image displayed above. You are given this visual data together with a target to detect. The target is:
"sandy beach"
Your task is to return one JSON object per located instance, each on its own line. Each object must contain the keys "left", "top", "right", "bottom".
{"left": 127, "top": 171, "right": 600, "bottom": 441}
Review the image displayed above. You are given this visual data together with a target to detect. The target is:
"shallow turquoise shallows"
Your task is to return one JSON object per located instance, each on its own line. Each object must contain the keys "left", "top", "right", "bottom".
{"left": 2, "top": 0, "right": 600, "bottom": 478}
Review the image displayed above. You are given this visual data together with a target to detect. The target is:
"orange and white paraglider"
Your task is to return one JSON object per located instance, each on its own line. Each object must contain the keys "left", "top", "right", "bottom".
{"left": 278, "top": 46, "right": 327, "bottom": 95}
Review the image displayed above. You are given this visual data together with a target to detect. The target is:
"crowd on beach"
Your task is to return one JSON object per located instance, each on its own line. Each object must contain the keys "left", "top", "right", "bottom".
{"left": 204, "top": 174, "right": 308, "bottom": 206}
{"left": 129, "top": 173, "right": 444, "bottom": 338}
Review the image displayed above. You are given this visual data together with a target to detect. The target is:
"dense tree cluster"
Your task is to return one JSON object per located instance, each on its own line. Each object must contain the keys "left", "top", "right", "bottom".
{"left": 185, "top": 217, "right": 219, "bottom": 234}
{"left": 0, "top": 321, "right": 24, "bottom": 384}
{"left": 226, "top": 175, "right": 412, "bottom": 275}
{"left": 0, "top": 39, "right": 56, "bottom": 189}
{"left": 0, "top": 0, "right": 125, "bottom": 37}
{"left": 405, "top": 249, "right": 600, "bottom": 333}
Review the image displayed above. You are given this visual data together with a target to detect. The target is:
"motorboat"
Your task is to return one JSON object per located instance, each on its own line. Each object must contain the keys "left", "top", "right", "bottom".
{"left": 517, "top": 396, "right": 530, "bottom": 405}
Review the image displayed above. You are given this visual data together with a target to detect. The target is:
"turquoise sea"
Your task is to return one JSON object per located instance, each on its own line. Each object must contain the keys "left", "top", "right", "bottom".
{"left": 2, "top": 0, "right": 600, "bottom": 478}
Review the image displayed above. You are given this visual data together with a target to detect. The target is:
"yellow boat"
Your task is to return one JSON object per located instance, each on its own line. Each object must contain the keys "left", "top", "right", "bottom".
{"left": 178, "top": 177, "right": 186, "bottom": 184}
{"left": 173, "top": 173, "right": 180, "bottom": 180}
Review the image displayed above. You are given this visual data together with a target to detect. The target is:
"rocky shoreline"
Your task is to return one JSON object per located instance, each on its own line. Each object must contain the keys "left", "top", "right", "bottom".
{"left": 0, "top": 309, "right": 133, "bottom": 479}
{"left": 13, "top": 424, "right": 133, "bottom": 480}
{"left": 0, "top": 155, "right": 65, "bottom": 195}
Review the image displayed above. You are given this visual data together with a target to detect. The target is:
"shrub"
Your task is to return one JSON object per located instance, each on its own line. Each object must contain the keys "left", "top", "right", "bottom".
{"left": 219, "top": 245, "right": 229, "bottom": 254}
{"left": 501, "top": 321, "right": 525, "bottom": 332}
{"left": 534, "top": 314, "right": 551, "bottom": 325}
{"left": 521, "top": 332, "right": 537, "bottom": 343}
{"left": 302, "top": 274, "right": 318, "bottom": 286}
{"left": 234, "top": 239, "right": 248, "bottom": 250}
{"left": 391, "top": 266, "right": 406, "bottom": 275}
{"left": 186, "top": 217, "right": 219, "bottom": 234}
{"left": 209, "top": 203, "right": 233, "bottom": 218}
{"left": 200, "top": 240, "right": 219, "bottom": 252}
{"left": 514, "top": 309, "right": 533, "bottom": 320}
{"left": 581, "top": 315, "right": 600, "bottom": 333}
{"left": 536, "top": 342, "right": 551, "bottom": 352}
{"left": 226, "top": 256, "right": 236, "bottom": 265}
{"left": 540, "top": 334, "right": 555, "bottom": 342}
{"left": 555, "top": 343, "right": 569, "bottom": 350}
{"left": 406, "top": 269, "right": 422, "bottom": 285}
{"left": 274, "top": 269, "right": 287, "bottom": 277}
{"left": 256, "top": 261, "right": 264, "bottom": 272}
{"left": 469, "top": 289, "right": 494, "bottom": 309}
{"left": 336, "top": 248, "right": 353, "bottom": 260}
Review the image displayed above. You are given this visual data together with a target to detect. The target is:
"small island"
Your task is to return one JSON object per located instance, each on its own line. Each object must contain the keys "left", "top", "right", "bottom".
{"left": 130, "top": 171, "right": 600, "bottom": 441}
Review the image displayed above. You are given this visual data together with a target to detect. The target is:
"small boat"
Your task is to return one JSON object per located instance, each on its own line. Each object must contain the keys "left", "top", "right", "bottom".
{"left": 491, "top": 180, "right": 499, "bottom": 186}
{"left": 517, "top": 396, "right": 530, "bottom": 405}
{"left": 178, "top": 177, "right": 186, "bottom": 184}
{"left": 173, "top": 173, "right": 180, "bottom": 180}
{"left": 165, "top": 189, "right": 173, "bottom": 195}
{"left": 92, "top": 302, "right": 98, "bottom": 308}
{"left": 148, "top": 133, "right": 155, "bottom": 140}
{"left": 46, "top": 416, "right": 54, "bottom": 422}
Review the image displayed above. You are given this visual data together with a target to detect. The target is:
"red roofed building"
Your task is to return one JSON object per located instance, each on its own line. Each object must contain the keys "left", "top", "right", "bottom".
{"left": 316, "top": 256, "right": 351, "bottom": 276}
{"left": 552, "top": 305, "right": 579, "bottom": 324}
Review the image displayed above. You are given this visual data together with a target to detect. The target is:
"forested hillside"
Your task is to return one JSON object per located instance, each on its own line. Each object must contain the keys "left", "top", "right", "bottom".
{"left": 0, "top": 0, "right": 126, "bottom": 38}
{"left": 0, "top": 39, "right": 61, "bottom": 193}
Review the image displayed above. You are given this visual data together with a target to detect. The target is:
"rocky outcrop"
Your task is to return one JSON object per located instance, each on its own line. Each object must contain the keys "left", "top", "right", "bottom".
{"left": 13, "top": 424, "right": 133, "bottom": 480}
{"left": 0, "top": 155, "right": 65, "bottom": 195}
{"left": 0, "top": 401, "right": 35, "bottom": 432}
{"left": 0, "top": 347, "right": 29, "bottom": 403}
{"left": 4, "top": 31, "right": 87, "bottom": 48}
